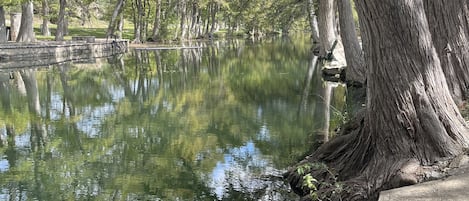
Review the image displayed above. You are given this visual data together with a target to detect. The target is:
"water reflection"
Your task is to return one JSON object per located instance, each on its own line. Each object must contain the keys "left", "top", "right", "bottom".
{"left": 0, "top": 37, "right": 345, "bottom": 200}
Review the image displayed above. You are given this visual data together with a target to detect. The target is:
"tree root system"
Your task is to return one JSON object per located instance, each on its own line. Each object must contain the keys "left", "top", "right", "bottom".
{"left": 284, "top": 111, "right": 469, "bottom": 201}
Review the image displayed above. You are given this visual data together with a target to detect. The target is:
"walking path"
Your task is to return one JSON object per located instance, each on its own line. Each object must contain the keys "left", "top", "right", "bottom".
{"left": 379, "top": 166, "right": 469, "bottom": 201}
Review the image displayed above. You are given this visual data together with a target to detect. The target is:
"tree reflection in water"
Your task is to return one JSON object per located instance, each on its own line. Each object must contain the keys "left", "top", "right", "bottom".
{"left": 0, "top": 36, "right": 346, "bottom": 200}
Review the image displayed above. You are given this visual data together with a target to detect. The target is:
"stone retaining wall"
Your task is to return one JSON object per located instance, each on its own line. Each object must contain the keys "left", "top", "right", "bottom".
{"left": 0, "top": 39, "right": 128, "bottom": 69}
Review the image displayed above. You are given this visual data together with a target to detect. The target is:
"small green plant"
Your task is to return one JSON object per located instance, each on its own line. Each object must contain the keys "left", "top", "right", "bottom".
{"left": 296, "top": 163, "right": 311, "bottom": 175}
{"left": 303, "top": 173, "right": 319, "bottom": 199}
{"left": 296, "top": 162, "right": 344, "bottom": 201}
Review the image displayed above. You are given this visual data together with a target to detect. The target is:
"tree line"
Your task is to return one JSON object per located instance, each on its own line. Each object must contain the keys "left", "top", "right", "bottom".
{"left": 0, "top": 0, "right": 364, "bottom": 85}
{"left": 0, "top": 0, "right": 331, "bottom": 43}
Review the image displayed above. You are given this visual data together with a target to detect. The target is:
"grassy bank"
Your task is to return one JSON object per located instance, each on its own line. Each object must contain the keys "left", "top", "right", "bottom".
{"left": 34, "top": 27, "right": 134, "bottom": 41}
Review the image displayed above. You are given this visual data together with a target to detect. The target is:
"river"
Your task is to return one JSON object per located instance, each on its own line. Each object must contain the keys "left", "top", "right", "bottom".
{"left": 0, "top": 36, "right": 346, "bottom": 200}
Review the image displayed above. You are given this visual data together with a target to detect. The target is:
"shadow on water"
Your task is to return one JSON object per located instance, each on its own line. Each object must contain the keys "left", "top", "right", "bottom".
{"left": 0, "top": 36, "right": 346, "bottom": 200}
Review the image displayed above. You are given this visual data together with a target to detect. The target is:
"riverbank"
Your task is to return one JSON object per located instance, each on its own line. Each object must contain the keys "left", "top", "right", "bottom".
{"left": 0, "top": 38, "right": 128, "bottom": 69}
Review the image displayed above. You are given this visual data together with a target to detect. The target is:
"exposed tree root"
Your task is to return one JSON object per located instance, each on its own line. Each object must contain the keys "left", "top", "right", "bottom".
{"left": 284, "top": 111, "right": 469, "bottom": 201}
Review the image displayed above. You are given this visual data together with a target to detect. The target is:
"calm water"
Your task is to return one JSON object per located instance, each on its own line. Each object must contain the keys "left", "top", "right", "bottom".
{"left": 0, "top": 36, "right": 346, "bottom": 201}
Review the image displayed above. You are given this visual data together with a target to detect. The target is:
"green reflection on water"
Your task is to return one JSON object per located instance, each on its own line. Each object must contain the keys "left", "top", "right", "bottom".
{"left": 0, "top": 36, "right": 345, "bottom": 201}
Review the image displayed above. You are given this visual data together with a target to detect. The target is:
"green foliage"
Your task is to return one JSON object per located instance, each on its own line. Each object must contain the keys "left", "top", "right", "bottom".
{"left": 34, "top": 26, "right": 134, "bottom": 40}
{"left": 0, "top": 0, "right": 15, "bottom": 6}
{"left": 296, "top": 162, "right": 344, "bottom": 201}
{"left": 15, "top": 0, "right": 316, "bottom": 41}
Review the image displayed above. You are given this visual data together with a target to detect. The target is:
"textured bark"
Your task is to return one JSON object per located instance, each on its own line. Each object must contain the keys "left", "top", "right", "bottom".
{"left": 189, "top": 2, "right": 200, "bottom": 38}
{"left": 10, "top": 13, "right": 21, "bottom": 41}
{"left": 0, "top": 6, "right": 6, "bottom": 42}
{"left": 320, "top": 84, "right": 332, "bottom": 143}
{"left": 151, "top": 0, "right": 162, "bottom": 40}
{"left": 286, "top": 0, "right": 469, "bottom": 200}
{"left": 209, "top": 2, "right": 218, "bottom": 35}
{"left": 106, "top": 0, "right": 126, "bottom": 38}
{"left": 16, "top": 1, "right": 35, "bottom": 43}
{"left": 41, "top": 0, "right": 50, "bottom": 36}
{"left": 132, "top": 0, "right": 143, "bottom": 43}
{"left": 318, "top": 0, "right": 336, "bottom": 57}
{"left": 307, "top": 0, "right": 320, "bottom": 43}
{"left": 424, "top": 0, "right": 469, "bottom": 105}
{"left": 359, "top": 0, "right": 469, "bottom": 182}
{"left": 64, "top": 15, "right": 69, "bottom": 35}
{"left": 55, "top": 0, "right": 66, "bottom": 41}
{"left": 118, "top": 13, "right": 124, "bottom": 39}
{"left": 143, "top": 0, "right": 150, "bottom": 42}
{"left": 338, "top": 0, "right": 365, "bottom": 85}
{"left": 179, "top": 0, "right": 188, "bottom": 40}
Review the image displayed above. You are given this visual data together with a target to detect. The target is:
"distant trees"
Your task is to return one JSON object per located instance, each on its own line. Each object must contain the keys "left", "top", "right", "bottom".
{"left": 0, "top": 6, "right": 6, "bottom": 42}
{"left": 55, "top": 0, "right": 67, "bottom": 41}
{"left": 16, "top": 0, "right": 35, "bottom": 42}
{"left": 130, "top": 0, "right": 152, "bottom": 43}
{"left": 150, "top": 0, "right": 161, "bottom": 40}
{"left": 0, "top": 0, "right": 337, "bottom": 43}
{"left": 0, "top": 0, "right": 13, "bottom": 42}
{"left": 41, "top": 0, "right": 50, "bottom": 36}
{"left": 106, "top": 0, "right": 126, "bottom": 39}
{"left": 101, "top": 0, "right": 315, "bottom": 42}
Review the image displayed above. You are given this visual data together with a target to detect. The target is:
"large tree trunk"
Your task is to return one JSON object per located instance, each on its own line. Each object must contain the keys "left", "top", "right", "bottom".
{"left": 209, "top": 2, "right": 218, "bottom": 35}
{"left": 118, "top": 12, "right": 124, "bottom": 39}
{"left": 0, "top": 6, "right": 6, "bottom": 42}
{"left": 307, "top": 0, "right": 320, "bottom": 43}
{"left": 189, "top": 2, "right": 199, "bottom": 39}
{"left": 204, "top": 9, "right": 210, "bottom": 36}
{"left": 106, "top": 0, "right": 126, "bottom": 38}
{"left": 64, "top": 15, "right": 69, "bottom": 35}
{"left": 16, "top": 1, "right": 36, "bottom": 43}
{"left": 142, "top": 0, "right": 150, "bottom": 42}
{"left": 424, "top": 0, "right": 469, "bottom": 105}
{"left": 151, "top": 0, "right": 162, "bottom": 41}
{"left": 55, "top": 0, "right": 67, "bottom": 41}
{"left": 132, "top": 0, "right": 143, "bottom": 43}
{"left": 179, "top": 0, "right": 187, "bottom": 40}
{"left": 10, "top": 13, "right": 21, "bottom": 41}
{"left": 41, "top": 0, "right": 50, "bottom": 36}
{"left": 318, "top": 0, "right": 336, "bottom": 57}
{"left": 338, "top": 0, "right": 365, "bottom": 85}
{"left": 285, "top": 0, "right": 469, "bottom": 200}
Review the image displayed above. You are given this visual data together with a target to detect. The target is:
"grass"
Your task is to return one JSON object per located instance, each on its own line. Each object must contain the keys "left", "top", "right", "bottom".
{"left": 34, "top": 27, "right": 134, "bottom": 41}
{"left": 32, "top": 17, "right": 134, "bottom": 41}
{"left": 30, "top": 17, "right": 248, "bottom": 42}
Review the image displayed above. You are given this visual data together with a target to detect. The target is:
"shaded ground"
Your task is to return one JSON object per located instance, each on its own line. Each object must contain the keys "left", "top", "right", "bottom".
{"left": 378, "top": 164, "right": 469, "bottom": 201}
